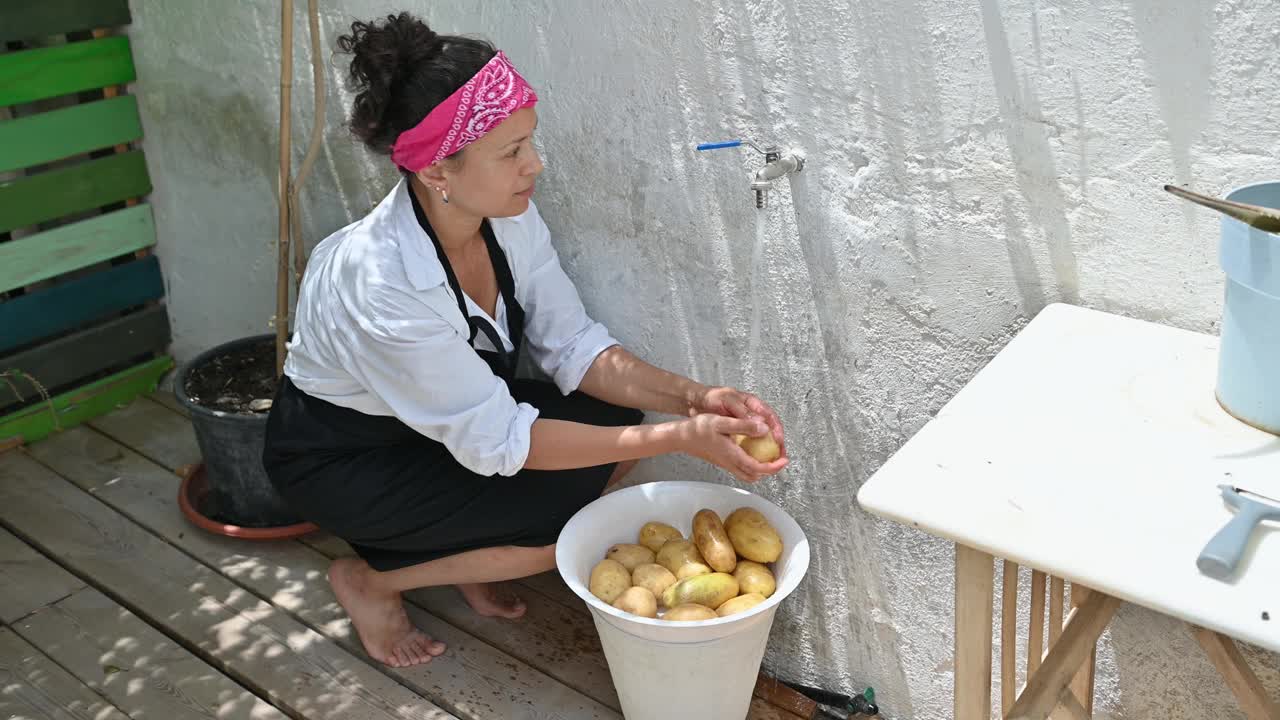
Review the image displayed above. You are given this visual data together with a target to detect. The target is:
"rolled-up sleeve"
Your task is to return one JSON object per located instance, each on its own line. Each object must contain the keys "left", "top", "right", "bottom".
{"left": 341, "top": 288, "right": 539, "bottom": 477}
{"left": 520, "top": 213, "right": 620, "bottom": 395}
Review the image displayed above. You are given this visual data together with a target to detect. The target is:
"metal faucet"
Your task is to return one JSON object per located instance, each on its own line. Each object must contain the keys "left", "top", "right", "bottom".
{"left": 697, "top": 139, "right": 805, "bottom": 208}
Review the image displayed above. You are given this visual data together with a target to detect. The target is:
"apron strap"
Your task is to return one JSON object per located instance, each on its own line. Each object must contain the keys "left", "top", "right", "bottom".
{"left": 406, "top": 184, "right": 525, "bottom": 374}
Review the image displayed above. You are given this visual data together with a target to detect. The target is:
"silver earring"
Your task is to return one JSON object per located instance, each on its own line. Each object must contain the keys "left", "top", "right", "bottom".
{"left": 436, "top": 186, "right": 449, "bottom": 204}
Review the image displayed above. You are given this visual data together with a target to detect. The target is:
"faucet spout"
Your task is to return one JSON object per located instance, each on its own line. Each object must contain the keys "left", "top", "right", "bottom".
{"left": 751, "top": 151, "right": 805, "bottom": 189}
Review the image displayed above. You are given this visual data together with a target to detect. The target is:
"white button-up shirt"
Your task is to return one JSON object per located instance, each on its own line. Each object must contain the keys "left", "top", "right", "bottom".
{"left": 283, "top": 178, "right": 620, "bottom": 477}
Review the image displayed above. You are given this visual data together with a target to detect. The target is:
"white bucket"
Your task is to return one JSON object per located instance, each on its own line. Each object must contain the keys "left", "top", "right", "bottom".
{"left": 556, "top": 481, "right": 810, "bottom": 720}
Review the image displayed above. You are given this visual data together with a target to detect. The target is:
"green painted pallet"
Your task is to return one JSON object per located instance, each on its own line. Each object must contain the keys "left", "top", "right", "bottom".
{"left": 0, "top": 95, "right": 142, "bottom": 174}
{"left": 0, "top": 0, "right": 132, "bottom": 45}
{"left": 0, "top": 150, "right": 150, "bottom": 233}
{"left": 0, "top": 203, "right": 155, "bottom": 294}
{"left": 0, "top": 355, "right": 173, "bottom": 446}
{"left": 0, "top": 35, "right": 135, "bottom": 107}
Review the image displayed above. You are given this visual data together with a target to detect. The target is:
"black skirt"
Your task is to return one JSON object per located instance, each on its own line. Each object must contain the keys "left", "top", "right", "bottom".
{"left": 262, "top": 376, "right": 643, "bottom": 571}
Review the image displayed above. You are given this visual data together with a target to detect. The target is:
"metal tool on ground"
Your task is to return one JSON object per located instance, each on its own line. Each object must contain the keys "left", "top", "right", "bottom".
{"left": 1197, "top": 484, "right": 1280, "bottom": 580}
{"left": 782, "top": 680, "right": 879, "bottom": 717}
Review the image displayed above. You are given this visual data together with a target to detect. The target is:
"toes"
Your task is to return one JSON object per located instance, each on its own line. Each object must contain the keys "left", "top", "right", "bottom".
{"left": 427, "top": 639, "right": 447, "bottom": 656}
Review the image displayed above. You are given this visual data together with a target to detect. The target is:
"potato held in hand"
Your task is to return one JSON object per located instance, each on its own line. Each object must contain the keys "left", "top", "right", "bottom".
{"left": 692, "top": 509, "right": 737, "bottom": 573}
{"left": 661, "top": 572, "right": 739, "bottom": 610}
{"left": 632, "top": 563, "right": 677, "bottom": 599}
{"left": 656, "top": 539, "right": 705, "bottom": 575}
{"left": 732, "top": 432, "right": 781, "bottom": 463}
{"left": 724, "top": 507, "right": 783, "bottom": 563}
{"left": 589, "top": 559, "right": 631, "bottom": 604}
{"left": 733, "top": 560, "right": 777, "bottom": 598}
{"left": 612, "top": 586, "right": 658, "bottom": 618}
{"left": 638, "top": 521, "right": 683, "bottom": 553}
{"left": 606, "top": 543, "right": 656, "bottom": 572}
{"left": 664, "top": 604, "right": 718, "bottom": 622}
{"left": 717, "top": 592, "right": 767, "bottom": 617}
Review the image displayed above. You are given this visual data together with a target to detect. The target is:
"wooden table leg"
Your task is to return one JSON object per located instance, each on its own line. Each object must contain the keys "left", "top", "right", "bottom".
{"left": 1068, "top": 584, "right": 1097, "bottom": 715}
{"left": 955, "top": 544, "right": 995, "bottom": 720}
{"left": 1007, "top": 591, "right": 1119, "bottom": 720}
{"left": 1192, "top": 626, "right": 1280, "bottom": 720}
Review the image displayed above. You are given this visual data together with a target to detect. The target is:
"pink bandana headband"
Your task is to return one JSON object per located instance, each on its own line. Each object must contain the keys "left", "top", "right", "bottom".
{"left": 390, "top": 50, "right": 538, "bottom": 172}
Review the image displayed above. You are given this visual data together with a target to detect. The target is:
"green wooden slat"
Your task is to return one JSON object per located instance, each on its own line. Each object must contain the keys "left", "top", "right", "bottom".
{"left": 0, "top": 304, "right": 170, "bottom": 404}
{"left": 0, "top": 95, "right": 142, "bottom": 174}
{"left": 0, "top": 36, "right": 135, "bottom": 107}
{"left": 0, "top": 0, "right": 132, "bottom": 45}
{"left": 0, "top": 355, "right": 172, "bottom": 446}
{"left": 0, "top": 255, "right": 165, "bottom": 354}
{"left": 0, "top": 204, "right": 155, "bottom": 294}
{"left": 0, "top": 150, "right": 151, "bottom": 233}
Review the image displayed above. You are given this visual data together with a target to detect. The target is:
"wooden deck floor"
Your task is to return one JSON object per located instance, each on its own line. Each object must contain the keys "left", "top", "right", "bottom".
{"left": 0, "top": 393, "right": 803, "bottom": 720}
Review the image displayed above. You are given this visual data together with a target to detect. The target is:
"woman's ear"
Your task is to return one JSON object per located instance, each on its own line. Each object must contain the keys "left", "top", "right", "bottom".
{"left": 415, "top": 164, "right": 448, "bottom": 193}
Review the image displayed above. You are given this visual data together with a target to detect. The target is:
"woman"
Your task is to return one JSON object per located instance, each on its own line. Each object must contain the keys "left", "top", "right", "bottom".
{"left": 263, "top": 12, "right": 788, "bottom": 669}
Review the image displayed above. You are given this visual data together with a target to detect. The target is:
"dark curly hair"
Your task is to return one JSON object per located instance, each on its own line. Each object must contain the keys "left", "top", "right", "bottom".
{"left": 335, "top": 12, "right": 495, "bottom": 159}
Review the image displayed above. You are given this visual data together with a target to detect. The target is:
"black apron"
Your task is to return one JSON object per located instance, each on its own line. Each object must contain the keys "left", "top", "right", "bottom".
{"left": 262, "top": 188, "right": 642, "bottom": 571}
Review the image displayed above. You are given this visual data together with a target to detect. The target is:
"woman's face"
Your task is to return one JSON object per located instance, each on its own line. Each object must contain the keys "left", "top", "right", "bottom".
{"left": 419, "top": 107, "right": 543, "bottom": 219}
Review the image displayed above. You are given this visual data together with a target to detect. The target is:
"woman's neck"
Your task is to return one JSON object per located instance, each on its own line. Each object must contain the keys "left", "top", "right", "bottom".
{"left": 409, "top": 176, "right": 481, "bottom": 251}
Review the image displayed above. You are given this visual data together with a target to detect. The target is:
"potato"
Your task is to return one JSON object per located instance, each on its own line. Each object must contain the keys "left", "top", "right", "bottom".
{"left": 632, "top": 563, "right": 677, "bottom": 598}
{"left": 733, "top": 560, "right": 777, "bottom": 598}
{"left": 716, "top": 592, "right": 767, "bottom": 617}
{"left": 676, "top": 562, "right": 713, "bottom": 581}
{"left": 656, "top": 539, "right": 705, "bottom": 575}
{"left": 661, "top": 572, "right": 739, "bottom": 610}
{"left": 612, "top": 586, "right": 658, "bottom": 618}
{"left": 663, "top": 603, "right": 718, "bottom": 622}
{"left": 589, "top": 559, "right": 631, "bottom": 604}
{"left": 606, "top": 543, "right": 656, "bottom": 572}
{"left": 638, "top": 521, "right": 683, "bottom": 553}
{"left": 732, "top": 432, "right": 781, "bottom": 463}
{"left": 692, "top": 509, "right": 737, "bottom": 573}
{"left": 724, "top": 507, "right": 783, "bottom": 563}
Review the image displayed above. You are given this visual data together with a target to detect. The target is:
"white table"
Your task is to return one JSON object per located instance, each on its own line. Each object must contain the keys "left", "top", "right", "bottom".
{"left": 856, "top": 303, "right": 1280, "bottom": 720}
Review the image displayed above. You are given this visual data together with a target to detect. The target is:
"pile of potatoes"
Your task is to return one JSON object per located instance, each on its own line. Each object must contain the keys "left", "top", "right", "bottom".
{"left": 588, "top": 507, "right": 783, "bottom": 621}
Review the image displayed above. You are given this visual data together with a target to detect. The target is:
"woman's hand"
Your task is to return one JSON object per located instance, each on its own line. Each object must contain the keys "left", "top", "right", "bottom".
{"left": 692, "top": 386, "right": 787, "bottom": 459}
{"left": 674, "top": 413, "right": 788, "bottom": 483}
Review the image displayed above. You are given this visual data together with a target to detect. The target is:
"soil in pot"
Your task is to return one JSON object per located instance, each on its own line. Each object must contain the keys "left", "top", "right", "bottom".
{"left": 184, "top": 336, "right": 277, "bottom": 414}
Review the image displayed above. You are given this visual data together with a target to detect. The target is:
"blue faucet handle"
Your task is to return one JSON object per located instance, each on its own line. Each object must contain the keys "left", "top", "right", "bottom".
{"left": 696, "top": 140, "right": 742, "bottom": 151}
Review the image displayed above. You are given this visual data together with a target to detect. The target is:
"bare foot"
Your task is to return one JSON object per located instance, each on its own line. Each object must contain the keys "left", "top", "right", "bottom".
{"left": 328, "top": 558, "right": 446, "bottom": 667}
{"left": 457, "top": 582, "right": 527, "bottom": 619}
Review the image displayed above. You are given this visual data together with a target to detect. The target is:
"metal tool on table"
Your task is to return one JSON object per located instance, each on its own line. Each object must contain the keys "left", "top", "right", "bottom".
{"left": 1197, "top": 484, "right": 1280, "bottom": 580}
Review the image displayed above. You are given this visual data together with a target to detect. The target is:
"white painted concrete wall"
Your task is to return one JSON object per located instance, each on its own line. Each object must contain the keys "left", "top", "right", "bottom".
{"left": 127, "top": 0, "right": 1280, "bottom": 716}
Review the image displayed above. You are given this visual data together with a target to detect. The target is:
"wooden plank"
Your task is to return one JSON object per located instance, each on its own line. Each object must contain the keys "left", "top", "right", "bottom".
{"left": 0, "top": 304, "right": 169, "bottom": 402}
{"left": 0, "top": 95, "right": 142, "bottom": 174}
{"left": 954, "top": 544, "right": 995, "bottom": 720}
{"left": 746, "top": 697, "right": 806, "bottom": 720}
{"left": 753, "top": 674, "right": 818, "bottom": 718}
{"left": 0, "top": 527, "right": 85, "bottom": 623}
{"left": 149, "top": 388, "right": 189, "bottom": 416}
{"left": 0, "top": 451, "right": 458, "bottom": 720}
{"left": 1002, "top": 560, "right": 1019, "bottom": 715}
{"left": 300, "top": 535, "right": 622, "bottom": 711}
{"left": 22, "top": 428, "right": 620, "bottom": 720}
{"left": 15, "top": 587, "right": 290, "bottom": 720}
{"left": 0, "top": 150, "right": 151, "bottom": 233}
{"left": 0, "top": 0, "right": 132, "bottom": 45}
{"left": 0, "top": 255, "right": 165, "bottom": 355}
{"left": 0, "top": 37, "right": 135, "bottom": 107}
{"left": 0, "top": 355, "right": 172, "bottom": 446}
{"left": 1192, "top": 626, "right": 1280, "bottom": 720}
{"left": 1049, "top": 576, "right": 1065, "bottom": 646}
{"left": 1029, "top": 570, "right": 1047, "bottom": 675}
{"left": 1068, "top": 584, "right": 1096, "bottom": 716}
{"left": 0, "top": 628, "right": 131, "bottom": 720}
{"left": 84, "top": 394, "right": 200, "bottom": 471}
{"left": 0, "top": 203, "right": 155, "bottom": 294}
{"left": 1006, "top": 592, "right": 1120, "bottom": 720}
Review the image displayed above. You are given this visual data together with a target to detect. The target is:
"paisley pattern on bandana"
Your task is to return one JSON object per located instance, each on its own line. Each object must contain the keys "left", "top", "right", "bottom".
{"left": 391, "top": 51, "right": 538, "bottom": 172}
